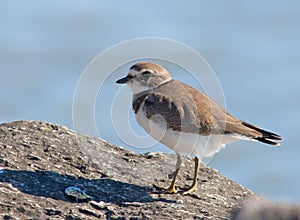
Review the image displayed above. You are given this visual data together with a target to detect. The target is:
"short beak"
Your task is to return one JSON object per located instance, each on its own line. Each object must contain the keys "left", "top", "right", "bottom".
{"left": 116, "top": 76, "right": 130, "bottom": 84}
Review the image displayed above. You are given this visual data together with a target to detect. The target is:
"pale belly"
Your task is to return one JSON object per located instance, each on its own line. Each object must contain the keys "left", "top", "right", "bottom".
{"left": 135, "top": 108, "right": 238, "bottom": 158}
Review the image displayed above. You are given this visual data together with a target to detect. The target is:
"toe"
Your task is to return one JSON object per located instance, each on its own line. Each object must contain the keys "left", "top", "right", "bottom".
{"left": 165, "top": 187, "right": 178, "bottom": 194}
{"left": 182, "top": 186, "right": 197, "bottom": 195}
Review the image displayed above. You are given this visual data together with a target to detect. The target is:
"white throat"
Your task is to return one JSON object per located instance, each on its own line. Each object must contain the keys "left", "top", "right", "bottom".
{"left": 127, "top": 77, "right": 172, "bottom": 94}
{"left": 127, "top": 82, "right": 153, "bottom": 94}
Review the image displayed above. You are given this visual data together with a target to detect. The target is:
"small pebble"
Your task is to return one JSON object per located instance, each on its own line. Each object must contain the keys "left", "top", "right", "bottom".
{"left": 64, "top": 186, "right": 94, "bottom": 201}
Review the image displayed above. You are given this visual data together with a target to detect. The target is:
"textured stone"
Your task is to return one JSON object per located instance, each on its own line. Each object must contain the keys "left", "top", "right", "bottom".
{"left": 231, "top": 199, "right": 300, "bottom": 220}
{"left": 0, "top": 120, "right": 264, "bottom": 219}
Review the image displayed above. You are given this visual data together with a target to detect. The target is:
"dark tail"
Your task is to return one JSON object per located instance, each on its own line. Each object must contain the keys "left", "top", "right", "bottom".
{"left": 242, "top": 121, "right": 282, "bottom": 146}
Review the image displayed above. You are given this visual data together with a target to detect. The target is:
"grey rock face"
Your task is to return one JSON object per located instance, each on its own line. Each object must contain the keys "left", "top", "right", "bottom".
{"left": 231, "top": 199, "right": 300, "bottom": 220}
{"left": 0, "top": 121, "right": 264, "bottom": 219}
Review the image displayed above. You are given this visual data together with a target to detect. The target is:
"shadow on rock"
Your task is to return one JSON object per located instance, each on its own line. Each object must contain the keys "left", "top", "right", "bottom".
{"left": 0, "top": 169, "right": 175, "bottom": 204}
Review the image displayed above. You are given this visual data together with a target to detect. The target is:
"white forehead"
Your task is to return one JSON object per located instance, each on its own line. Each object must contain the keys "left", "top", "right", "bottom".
{"left": 128, "top": 69, "right": 142, "bottom": 77}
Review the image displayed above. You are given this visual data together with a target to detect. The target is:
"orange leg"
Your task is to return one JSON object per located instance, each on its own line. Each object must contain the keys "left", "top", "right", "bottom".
{"left": 165, "top": 153, "right": 183, "bottom": 193}
{"left": 182, "top": 157, "right": 200, "bottom": 195}
{"left": 165, "top": 167, "right": 180, "bottom": 193}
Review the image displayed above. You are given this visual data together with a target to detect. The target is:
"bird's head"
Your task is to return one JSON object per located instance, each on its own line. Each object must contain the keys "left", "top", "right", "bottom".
{"left": 116, "top": 62, "right": 172, "bottom": 94}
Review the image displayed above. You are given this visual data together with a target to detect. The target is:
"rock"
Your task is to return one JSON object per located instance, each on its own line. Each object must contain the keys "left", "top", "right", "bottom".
{"left": 231, "top": 199, "right": 300, "bottom": 220}
{"left": 0, "top": 120, "right": 264, "bottom": 219}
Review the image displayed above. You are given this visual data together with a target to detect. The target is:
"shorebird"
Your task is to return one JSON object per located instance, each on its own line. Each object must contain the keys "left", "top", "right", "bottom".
{"left": 116, "top": 62, "right": 281, "bottom": 194}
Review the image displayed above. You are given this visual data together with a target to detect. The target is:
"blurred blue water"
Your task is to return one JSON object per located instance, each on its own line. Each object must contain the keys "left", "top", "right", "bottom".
{"left": 1, "top": 1, "right": 299, "bottom": 202}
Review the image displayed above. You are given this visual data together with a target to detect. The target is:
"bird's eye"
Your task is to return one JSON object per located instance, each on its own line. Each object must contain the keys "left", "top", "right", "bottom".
{"left": 141, "top": 71, "right": 151, "bottom": 77}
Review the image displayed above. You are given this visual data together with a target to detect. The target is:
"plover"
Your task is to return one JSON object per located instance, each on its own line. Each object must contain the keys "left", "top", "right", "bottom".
{"left": 116, "top": 62, "right": 282, "bottom": 194}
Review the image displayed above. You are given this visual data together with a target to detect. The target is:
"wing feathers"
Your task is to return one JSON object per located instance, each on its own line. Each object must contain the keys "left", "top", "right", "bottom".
{"left": 241, "top": 121, "right": 282, "bottom": 146}
{"left": 133, "top": 80, "right": 282, "bottom": 146}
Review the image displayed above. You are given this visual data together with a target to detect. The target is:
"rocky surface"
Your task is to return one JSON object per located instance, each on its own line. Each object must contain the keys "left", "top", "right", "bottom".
{"left": 0, "top": 120, "right": 264, "bottom": 219}
{"left": 231, "top": 199, "right": 300, "bottom": 220}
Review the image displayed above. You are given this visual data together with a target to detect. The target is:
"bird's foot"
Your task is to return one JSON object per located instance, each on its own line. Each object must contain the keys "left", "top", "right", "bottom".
{"left": 164, "top": 186, "right": 178, "bottom": 194}
{"left": 181, "top": 185, "right": 197, "bottom": 195}
{"left": 153, "top": 184, "right": 178, "bottom": 194}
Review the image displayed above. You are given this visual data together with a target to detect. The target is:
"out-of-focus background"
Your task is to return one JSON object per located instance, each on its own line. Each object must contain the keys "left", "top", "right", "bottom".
{"left": 1, "top": 1, "right": 299, "bottom": 202}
